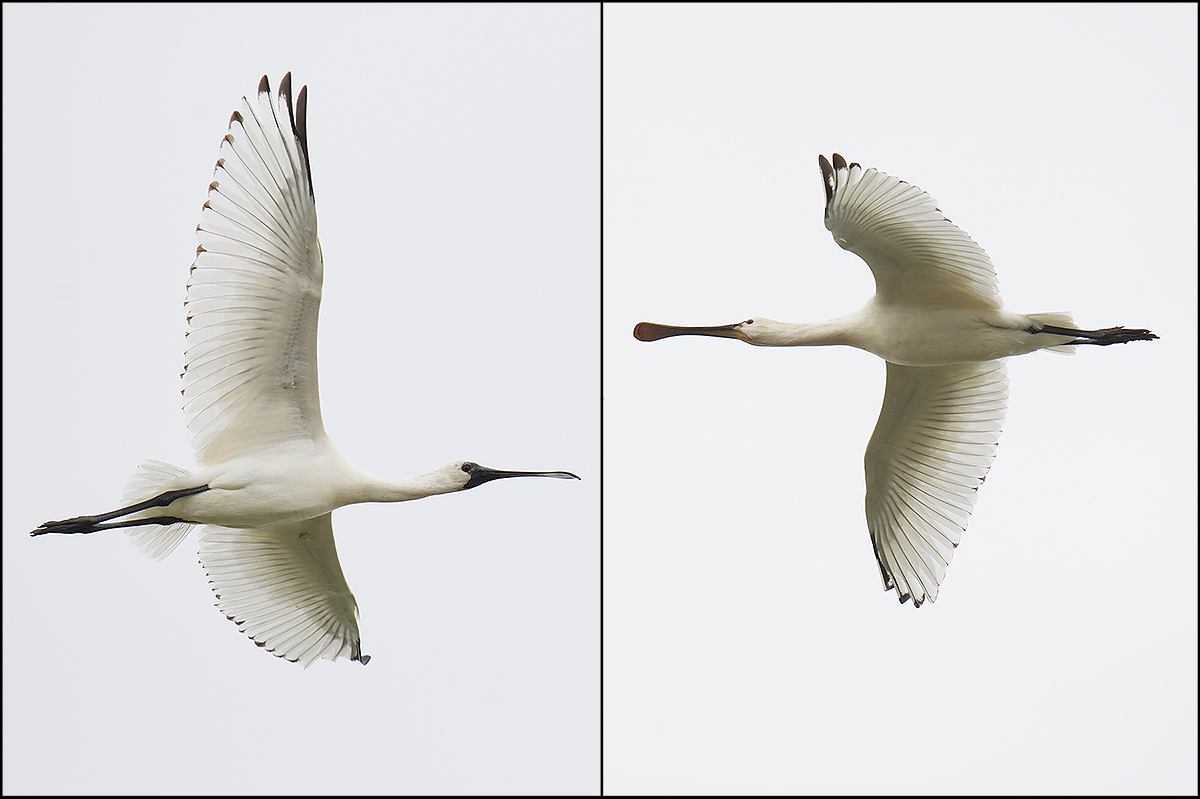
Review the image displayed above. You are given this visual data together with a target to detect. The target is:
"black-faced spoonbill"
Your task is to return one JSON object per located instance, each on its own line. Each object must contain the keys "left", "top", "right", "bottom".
{"left": 32, "top": 74, "right": 579, "bottom": 665}
{"left": 634, "top": 153, "right": 1156, "bottom": 608}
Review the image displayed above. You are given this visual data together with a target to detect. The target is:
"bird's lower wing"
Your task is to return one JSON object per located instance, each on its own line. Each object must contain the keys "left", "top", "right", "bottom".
{"left": 864, "top": 361, "right": 1009, "bottom": 607}
{"left": 199, "top": 514, "right": 368, "bottom": 666}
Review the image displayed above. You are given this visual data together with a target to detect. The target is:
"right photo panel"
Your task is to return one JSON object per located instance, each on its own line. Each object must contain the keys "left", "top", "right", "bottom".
{"left": 603, "top": 4, "right": 1197, "bottom": 795}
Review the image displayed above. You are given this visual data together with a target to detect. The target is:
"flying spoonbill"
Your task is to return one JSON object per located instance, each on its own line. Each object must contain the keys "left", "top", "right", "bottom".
{"left": 32, "top": 74, "right": 579, "bottom": 665}
{"left": 634, "top": 153, "right": 1156, "bottom": 607}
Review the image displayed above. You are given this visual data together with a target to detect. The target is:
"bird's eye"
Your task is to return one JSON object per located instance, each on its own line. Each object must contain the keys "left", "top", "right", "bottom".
{"left": 744, "top": 319, "right": 754, "bottom": 325}
{"left": 461, "top": 462, "right": 476, "bottom": 473}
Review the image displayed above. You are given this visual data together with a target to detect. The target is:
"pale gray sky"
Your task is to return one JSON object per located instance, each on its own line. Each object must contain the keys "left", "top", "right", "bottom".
{"left": 5, "top": 3, "right": 1198, "bottom": 796}
{"left": 4, "top": 4, "right": 597, "bottom": 794}
{"left": 604, "top": 3, "right": 1196, "bottom": 794}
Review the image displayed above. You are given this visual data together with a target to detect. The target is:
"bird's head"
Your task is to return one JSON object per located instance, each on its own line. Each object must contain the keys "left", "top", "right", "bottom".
{"left": 633, "top": 318, "right": 783, "bottom": 346}
{"left": 445, "top": 461, "right": 580, "bottom": 491}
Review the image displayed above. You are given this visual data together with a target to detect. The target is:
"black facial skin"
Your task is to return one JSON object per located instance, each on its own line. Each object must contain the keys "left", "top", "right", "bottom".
{"left": 460, "top": 462, "right": 580, "bottom": 490}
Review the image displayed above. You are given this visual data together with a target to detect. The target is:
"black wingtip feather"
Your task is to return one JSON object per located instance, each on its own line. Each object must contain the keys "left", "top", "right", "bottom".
{"left": 270, "top": 73, "right": 315, "bottom": 198}
{"left": 832, "top": 153, "right": 847, "bottom": 170}
{"left": 296, "top": 85, "right": 312, "bottom": 197}
{"left": 818, "top": 154, "right": 835, "bottom": 212}
{"left": 279, "top": 73, "right": 296, "bottom": 139}
{"left": 257, "top": 75, "right": 270, "bottom": 95}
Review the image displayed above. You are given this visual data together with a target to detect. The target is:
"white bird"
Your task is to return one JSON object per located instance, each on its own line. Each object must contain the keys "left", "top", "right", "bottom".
{"left": 32, "top": 73, "right": 579, "bottom": 666}
{"left": 634, "top": 153, "right": 1156, "bottom": 608}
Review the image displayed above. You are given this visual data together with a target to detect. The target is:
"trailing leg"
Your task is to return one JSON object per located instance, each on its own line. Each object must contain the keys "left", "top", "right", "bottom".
{"left": 30, "top": 485, "right": 208, "bottom": 536}
{"left": 1034, "top": 324, "right": 1159, "bottom": 346}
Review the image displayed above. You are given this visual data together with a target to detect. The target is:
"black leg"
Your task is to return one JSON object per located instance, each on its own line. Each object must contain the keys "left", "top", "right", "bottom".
{"left": 32, "top": 516, "right": 196, "bottom": 535}
{"left": 31, "top": 485, "right": 209, "bottom": 536}
{"left": 1034, "top": 324, "right": 1159, "bottom": 345}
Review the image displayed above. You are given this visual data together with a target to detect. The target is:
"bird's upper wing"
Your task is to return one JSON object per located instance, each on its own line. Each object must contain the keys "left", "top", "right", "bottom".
{"left": 819, "top": 153, "right": 1002, "bottom": 310}
{"left": 199, "top": 514, "right": 369, "bottom": 666}
{"left": 864, "top": 360, "right": 1008, "bottom": 607}
{"left": 184, "top": 73, "right": 325, "bottom": 466}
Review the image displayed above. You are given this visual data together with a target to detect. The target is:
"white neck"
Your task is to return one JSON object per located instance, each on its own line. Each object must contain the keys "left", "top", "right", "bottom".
{"left": 349, "top": 467, "right": 463, "bottom": 504}
{"left": 747, "top": 314, "right": 859, "bottom": 347}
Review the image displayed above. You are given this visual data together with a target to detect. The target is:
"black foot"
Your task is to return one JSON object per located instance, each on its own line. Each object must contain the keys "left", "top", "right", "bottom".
{"left": 1068, "top": 327, "right": 1160, "bottom": 345}
{"left": 1036, "top": 324, "right": 1159, "bottom": 345}
{"left": 31, "top": 515, "right": 101, "bottom": 535}
{"left": 31, "top": 484, "right": 209, "bottom": 537}
{"left": 32, "top": 515, "right": 193, "bottom": 536}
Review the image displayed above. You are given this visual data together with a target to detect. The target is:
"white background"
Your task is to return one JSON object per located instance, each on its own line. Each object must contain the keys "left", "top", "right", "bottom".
{"left": 4, "top": 4, "right": 597, "bottom": 794}
{"left": 605, "top": 4, "right": 1197, "bottom": 795}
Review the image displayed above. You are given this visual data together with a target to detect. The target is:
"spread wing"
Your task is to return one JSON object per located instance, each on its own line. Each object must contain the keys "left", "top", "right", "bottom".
{"left": 199, "top": 514, "right": 369, "bottom": 666}
{"left": 184, "top": 73, "right": 325, "bottom": 466}
{"left": 819, "top": 153, "right": 1002, "bottom": 310}
{"left": 864, "top": 361, "right": 1008, "bottom": 607}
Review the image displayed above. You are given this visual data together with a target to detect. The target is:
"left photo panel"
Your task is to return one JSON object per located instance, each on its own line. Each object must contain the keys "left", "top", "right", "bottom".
{"left": 4, "top": 4, "right": 598, "bottom": 795}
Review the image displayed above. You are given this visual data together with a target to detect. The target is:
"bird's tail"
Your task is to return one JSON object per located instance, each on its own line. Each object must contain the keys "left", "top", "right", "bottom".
{"left": 122, "top": 461, "right": 199, "bottom": 561}
{"left": 1027, "top": 312, "right": 1079, "bottom": 355}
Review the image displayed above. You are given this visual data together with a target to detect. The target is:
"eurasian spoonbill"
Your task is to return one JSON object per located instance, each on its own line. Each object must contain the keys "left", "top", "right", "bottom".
{"left": 634, "top": 153, "right": 1156, "bottom": 607}
{"left": 32, "top": 74, "right": 579, "bottom": 665}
